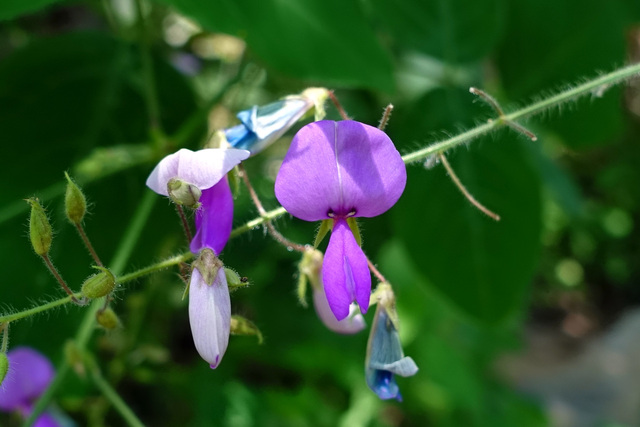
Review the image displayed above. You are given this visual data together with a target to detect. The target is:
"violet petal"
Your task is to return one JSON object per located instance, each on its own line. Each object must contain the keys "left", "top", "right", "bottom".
{"left": 188, "top": 267, "right": 231, "bottom": 369}
{"left": 0, "top": 347, "right": 54, "bottom": 411}
{"left": 275, "top": 120, "right": 406, "bottom": 221}
{"left": 322, "top": 219, "right": 371, "bottom": 320}
{"left": 146, "top": 148, "right": 249, "bottom": 196}
{"left": 190, "top": 178, "right": 233, "bottom": 255}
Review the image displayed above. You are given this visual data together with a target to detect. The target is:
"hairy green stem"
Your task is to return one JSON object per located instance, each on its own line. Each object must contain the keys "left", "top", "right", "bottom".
{"left": 90, "top": 361, "right": 145, "bottom": 427}
{"left": 401, "top": 62, "right": 640, "bottom": 164}
{"left": 230, "top": 206, "right": 288, "bottom": 238}
{"left": 26, "top": 192, "right": 157, "bottom": 426}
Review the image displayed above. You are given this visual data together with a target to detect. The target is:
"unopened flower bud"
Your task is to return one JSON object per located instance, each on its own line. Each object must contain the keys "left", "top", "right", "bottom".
{"left": 96, "top": 307, "right": 120, "bottom": 330}
{"left": 230, "top": 315, "right": 263, "bottom": 344}
{"left": 225, "top": 267, "right": 249, "bottom": 291}
{"left": 26, "top": 198, "right": 52, "bottom": 256}
{"left": 81, "top": 266, "right": 116, "bottom": 299}
{"left": 0, "top": 353, "right": 8, "bottom": 386}
{"left": 64, "top": 172, "right": 86, "bottom": 224}
{"left": 167, "top": 178, "right": 202, "bottom": 208}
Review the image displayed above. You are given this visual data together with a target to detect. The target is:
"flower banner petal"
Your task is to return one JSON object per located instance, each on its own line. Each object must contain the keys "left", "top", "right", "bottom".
{"left": 146, "top": 148, "right": 249, "bottom": 196}
{"left": 322, "top": 219, "right": 371, "bottom": 320}
{"left": 275, "top": 121, "right": 406, "bottom": 220}
{"left": 190, "top": 178, "right": 234, "bottom": 255}
{"left": 333, "top": 121, "right": 406, "bottom": 218}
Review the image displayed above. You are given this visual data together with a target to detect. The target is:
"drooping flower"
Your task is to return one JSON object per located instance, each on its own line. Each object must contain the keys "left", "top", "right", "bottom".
{"left": 219, "top": 88, "right": 329, "bottom": 155}
{"left": 275, "top": 120, "right": 406, "bottom": 320}
{"left": 189, "top": 249, "right": 231, "bottom": 369}
{"left": 365, "top": 301, "right": 418, "bottom": 401}
{"left": 0, "top": 347, "right": 67, "bottom": 426}
{"left": 146, "top": 148, "right": 249, "bottom": 254}
{"left": 299, "top": 248, "right": 365, "bottom": 334}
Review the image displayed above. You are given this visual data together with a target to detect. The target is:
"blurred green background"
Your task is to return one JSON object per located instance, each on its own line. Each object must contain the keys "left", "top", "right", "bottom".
{"left": 2, "top": 0, "right": 640, "bottom": 426}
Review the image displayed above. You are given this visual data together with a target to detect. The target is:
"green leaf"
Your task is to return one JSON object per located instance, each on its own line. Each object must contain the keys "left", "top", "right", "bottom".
{"left": 0, "top": 31, "right": 195, "bottom": 204}
{"left": 155, "top": 0, "right": 394, "bottom": 91}
{"left": 0, "top": 0, "right": 63, "bottom": 20}
{"left": 496, "top": 0, "right": 634, "bottom": 148}
{"left": 391, "top": 89, "right": 542, "bottom": 323}
{"left": 368, "top": 0, "right": 505, "bottom": 64}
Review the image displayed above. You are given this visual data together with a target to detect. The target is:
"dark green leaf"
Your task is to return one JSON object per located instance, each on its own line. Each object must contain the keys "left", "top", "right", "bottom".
{"left": 368, "top": 0, "right": 505, "bottom": 63}
{"left": 155, "top": 0, "right": 395, "bottom": 91}
{"left": 0, "top": 0, "right": 63, "bottom": 20}
{"left": 496, "top": 0, "right": 633, "bottom": 148}
{"left": 390, "top": 89, "right": 542, "bottom": 323}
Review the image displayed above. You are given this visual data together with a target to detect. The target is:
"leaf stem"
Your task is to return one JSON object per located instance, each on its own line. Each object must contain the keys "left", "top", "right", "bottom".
{"left": 89, "top": 359, "right": 145, "bottom": 427}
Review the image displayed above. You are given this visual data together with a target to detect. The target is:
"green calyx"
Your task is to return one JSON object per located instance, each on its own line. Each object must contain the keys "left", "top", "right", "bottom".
{"left": 64, "top": 172, "right": 87, "bottom": 224}
{"left": 0, "top": 353, "right": 8, "bottom": 387}
{"left": 26, "top": 198, "right": 53, "bottom": 256}
{"left": 81, "top": 266, "right": 117, "bottom": 299}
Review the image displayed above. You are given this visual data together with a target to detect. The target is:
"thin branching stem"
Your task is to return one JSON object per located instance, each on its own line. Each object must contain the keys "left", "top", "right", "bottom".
{"left": 42, "top": 255, "right": 87, "bottom": 305}
{"left": 402, "top": 62, "right": 640, "bottom": 164}
{"left": 329, "top": 90, "right": 350, "bottom": 120}
{"left": 238, "top": 164, "right": 307, "bottom": 253}
{"left": 438, "top": 153, "right": 501, "bottom": 221}
{"left": 75, "top": 223, "right": 104, "bottom": 266}
{"left": 378, "top": 104, "right": 394, "bottom": 131}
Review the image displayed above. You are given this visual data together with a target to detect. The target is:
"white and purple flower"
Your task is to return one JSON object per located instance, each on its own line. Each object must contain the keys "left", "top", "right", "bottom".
{"left": 275, "top": 120, "right": 406, "bottom": 320}
{"left": 145, "top": 147, "right": 250, "bottom": 254}
{"left": 188, "top": 249, "right": 230, "bottom": 369}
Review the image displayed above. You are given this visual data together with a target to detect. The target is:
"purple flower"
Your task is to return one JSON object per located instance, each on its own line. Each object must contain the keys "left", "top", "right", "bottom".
{"left": 146, "top": 148, "right": 250, "bottom": 254}
{"left": 189, "top": 249, "right": 231, "bottom": 368}
{"left": 365, "top": 305, "right": 418, "bottom": 401}
{"left": 0, "top": 347, "right": 63, "bottom": 426}
{"left": 299, "top": 248, "right": 366, "bottom": 334}
{"left": 275, "top": 121, "right": 406, "bottom": 320}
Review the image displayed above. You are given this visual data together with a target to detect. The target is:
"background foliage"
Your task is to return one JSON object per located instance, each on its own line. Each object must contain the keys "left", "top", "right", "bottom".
{"left": 1, "top": 0, "right": 640, "bottom": 425}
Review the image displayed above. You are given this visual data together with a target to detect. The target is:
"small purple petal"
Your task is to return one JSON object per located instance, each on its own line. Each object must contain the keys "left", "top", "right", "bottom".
{"left": 0, "top": 347, "right": 54, "bottom": 411}
{"left": 188, "top": 267, "right": 231, "bottom": 369}
{"left": 146, "top": 148, "right": 249, "bottom": 196}
{"left": 322, "top": 219, "right": 371, "bottom": 320}
{"left": 33, "top": 410, "right": 63, "bottom": 427}
{"left": 313, "top": 284, "right": 366, "bottom": 334}
{"left": 190, "top": 178, "right": 233, "bottom": 254}
{"left": 275, "top": 120, "right": 406, "bottom": 221}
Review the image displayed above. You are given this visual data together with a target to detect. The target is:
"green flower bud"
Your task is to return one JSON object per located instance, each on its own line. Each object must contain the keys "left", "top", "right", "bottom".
{"left": 64, "top": 172, "right": 87, "bottom": 224}
{"left": 230, "top": 315, "right": 263, "bottom": 344}
{"left": 81, "top": 266, "right": 117, "bottom": 299}
{"left": 96, "top": 307, "right": 120, "bottom": 330}
{"left": 26, "top": 198, "right": 52, "bottom": 256}
{"left": 225, "top": 267, "right": 249, "bottom": 291}
{"left": 0, "top": 352, "right": 8, "bottom": 386}
{"left": 167, "top": 178, "right": 201, "bottom": 208}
